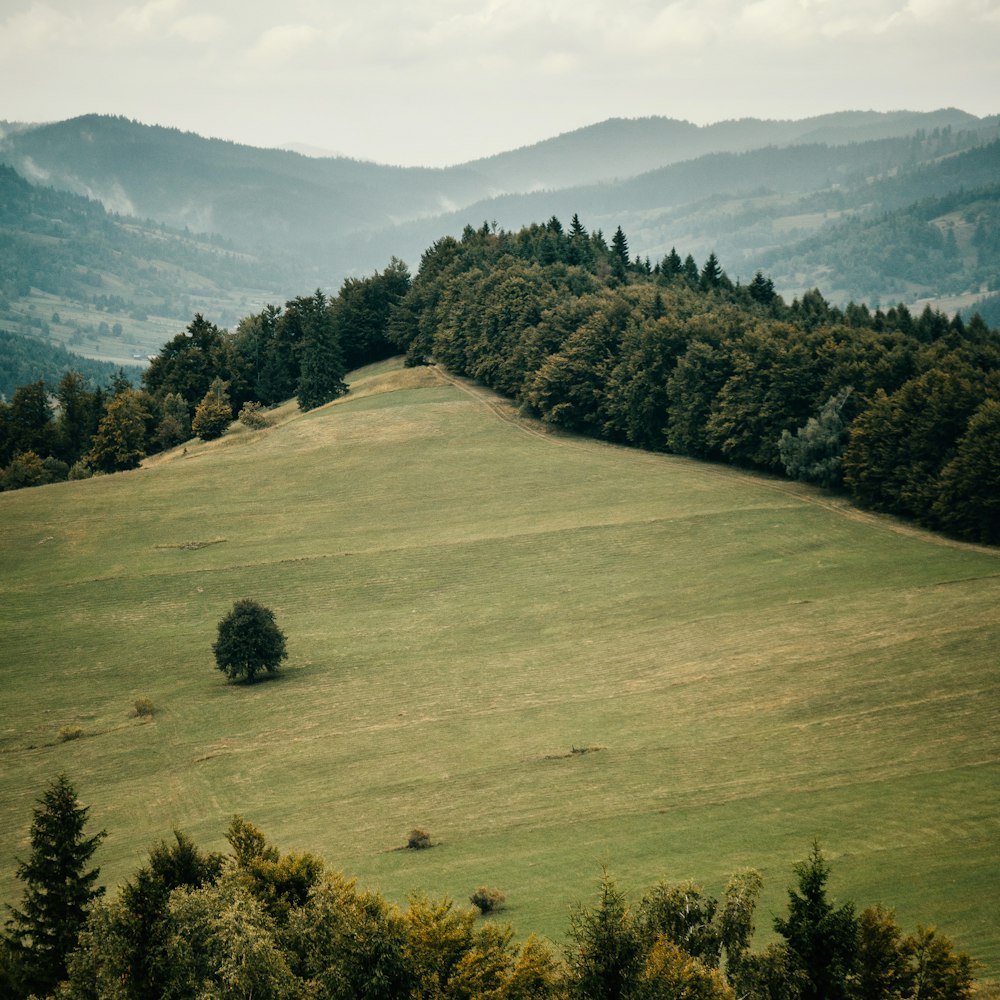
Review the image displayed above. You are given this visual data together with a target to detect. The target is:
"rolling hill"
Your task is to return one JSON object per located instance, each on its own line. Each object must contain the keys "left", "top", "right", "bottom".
{"left": 2, "top": 110, "right": 998, "bottom": 307}
{"left": 2, "top": 359, "right": 997, "bottom": 974}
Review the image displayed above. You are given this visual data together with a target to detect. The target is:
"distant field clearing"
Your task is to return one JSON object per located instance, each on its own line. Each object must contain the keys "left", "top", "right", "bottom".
{"left": 1, "top": 359, "right": 997, "bottom": 974}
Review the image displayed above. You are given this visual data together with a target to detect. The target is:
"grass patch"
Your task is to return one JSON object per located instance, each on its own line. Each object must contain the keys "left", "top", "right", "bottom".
{"left": 0, "top": 360, "right": 997, "bottom": 974}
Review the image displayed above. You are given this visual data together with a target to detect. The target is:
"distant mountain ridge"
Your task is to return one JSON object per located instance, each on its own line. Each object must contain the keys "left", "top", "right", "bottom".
{"left": 1, "top": 109, "right": 998, "bottom": 309}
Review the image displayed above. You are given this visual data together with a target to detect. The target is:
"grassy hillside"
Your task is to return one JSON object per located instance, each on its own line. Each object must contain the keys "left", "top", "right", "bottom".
{"left": 1, "top": 360, "right": 997, "bottom": 973}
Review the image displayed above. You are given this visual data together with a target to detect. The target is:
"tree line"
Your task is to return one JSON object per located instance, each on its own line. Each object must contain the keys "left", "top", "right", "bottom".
{"left": 384, "top": 218, "right": 999, "bottom": 544}
{"left": 3, "top": 216, "right": 997, "bottom": 545}
{"left": 1, "top": 774, "right": 976, "bottom": 1000}
{"left": 0, "top": 258, "right": 411, "bottom": 490}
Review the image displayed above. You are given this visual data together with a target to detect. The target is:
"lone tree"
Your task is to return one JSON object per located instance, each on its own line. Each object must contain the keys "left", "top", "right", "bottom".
{"left": 213, "top": 598, "right": 287, "bottom": 683}
{"left": 4, "top": 774, "right": 105, "bottom": 998}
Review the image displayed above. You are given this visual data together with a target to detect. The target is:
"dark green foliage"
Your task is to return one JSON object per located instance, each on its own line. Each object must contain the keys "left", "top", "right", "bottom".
{"left": 294, "top": 290, "right": 347, "bottom": 411}
{"left": 565, "top": 870, "right": 643, "bottom": 1000}
{"left": 470, "top": 886, "right": 506, "bottom": 915}
{"left": 213, "top": 598, "right": 288, "bottom": 683}
{"left": 101, "top": 831, "right": 225, "bottom": 999}
{"left": 779, "top": 387, "right": 854, "bottom": 488}
{"left": 154, "top": 390, "right": 191, "bottom": 449}
{"left": 773, "top": 842, "right": 858, "bottom": 1000}
{"left": 635, "top": 881, "right": 721, "bottom": 966}
{"left": 932, "top": 396, "right": 1000, "bottom": 542}
{"left": 4, "top": 774, "right": 105, "bottom": 998}
{"left": 86, "top": 388, "right": 152, "bottom": 472}
{"left": 143, "top": 313, "right": 227, "bottom": 416}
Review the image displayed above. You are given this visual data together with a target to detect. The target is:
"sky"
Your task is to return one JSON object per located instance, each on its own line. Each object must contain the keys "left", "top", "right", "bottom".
{"left": 1, "top": 0, "right": 999, "bottom": 167}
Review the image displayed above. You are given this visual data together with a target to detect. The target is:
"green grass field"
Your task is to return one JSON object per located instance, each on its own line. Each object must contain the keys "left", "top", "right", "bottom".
{"left": 2, "top": 359, "right": 998, "bottom": 975}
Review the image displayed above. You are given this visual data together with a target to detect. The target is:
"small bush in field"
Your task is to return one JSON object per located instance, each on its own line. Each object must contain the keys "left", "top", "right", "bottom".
{"left": 58, "top": 725, "right": 84, "bottom": 742}
{"left": 407, "top": 828, "right": 432, "bottom": 850}
{"left": 470, "top": 886, "right": 506, "bottom": 914}
{"left": 239, "top": 401, "right": 270, "bottom": 429}
{"left": 134, "top": 697, "right": 155, "bottom": 718}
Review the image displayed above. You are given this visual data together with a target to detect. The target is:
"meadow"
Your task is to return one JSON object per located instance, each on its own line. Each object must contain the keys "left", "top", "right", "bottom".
{"left": 1, "top": 359, "right": 998, "bottom": 975}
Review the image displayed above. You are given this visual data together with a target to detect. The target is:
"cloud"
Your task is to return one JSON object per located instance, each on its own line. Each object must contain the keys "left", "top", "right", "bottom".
{"left": 0, "top": 3, "right": 83, "bottom": 55}
{"left": 170, "top": 12, "right": 226, "bottom": 43}
{"left": 244, "top": 22, "right": 324, "bottom": 67}
{"left": 116, "top": 0, "right": 182, "bottom": 35}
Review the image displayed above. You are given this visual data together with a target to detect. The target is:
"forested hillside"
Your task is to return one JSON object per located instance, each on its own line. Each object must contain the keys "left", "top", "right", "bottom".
{"left": 3, "top": 112, "right": 998, "bottom": 306}
{"left": 383, "top": 220, "right": 999, "bottom": 544}
{"left": 0, "top": 162, "right": 293, "bottom": 366}
{"left": 5, "top": 215, "right": 996, "bottom": 542}
{"left": 0, "top": 329, "right": 139, "bottom": 401}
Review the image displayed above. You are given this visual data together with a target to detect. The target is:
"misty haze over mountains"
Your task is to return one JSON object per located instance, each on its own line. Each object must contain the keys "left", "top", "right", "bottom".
{"left": 1, "top": 108, "right": 999, "bottom": 318}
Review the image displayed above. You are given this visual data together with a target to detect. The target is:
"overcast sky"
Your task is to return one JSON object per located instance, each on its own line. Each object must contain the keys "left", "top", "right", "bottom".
{"left": 2, "top": 0, "right": 998, "bottom": 166}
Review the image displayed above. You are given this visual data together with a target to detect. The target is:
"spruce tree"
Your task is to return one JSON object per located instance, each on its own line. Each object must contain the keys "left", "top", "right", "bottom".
{"left": 4, "top": 774, "right": 105, "bottom": 998}
{"left": 773, "top": 842, "right": 857, "bottom": 1000}
{"left": 610, "top": 226, "right": 630, "bottom": 281}
{"left": 295, "top": 290, "right": 347, "bottom": 412}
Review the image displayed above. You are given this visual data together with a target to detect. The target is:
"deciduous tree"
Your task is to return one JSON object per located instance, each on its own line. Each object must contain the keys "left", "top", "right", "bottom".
{"left": 213, "top": 599, "right": 287, "bottom": 683}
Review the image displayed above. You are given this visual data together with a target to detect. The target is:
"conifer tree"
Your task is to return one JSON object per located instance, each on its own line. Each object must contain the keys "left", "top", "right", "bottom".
{"left": 295, "top": 290, "right": 347, "bottom": 412}
{"left": 4, "top": 774, "right": 105, "bottom": 998}
{"left": 611, "top": 227, "right": 630, "bottom": 281}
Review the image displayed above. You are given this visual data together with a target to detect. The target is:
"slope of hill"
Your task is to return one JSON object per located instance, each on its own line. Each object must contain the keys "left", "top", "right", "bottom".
{"left": 1, "top": 360, "right": 997, "bottom": 973}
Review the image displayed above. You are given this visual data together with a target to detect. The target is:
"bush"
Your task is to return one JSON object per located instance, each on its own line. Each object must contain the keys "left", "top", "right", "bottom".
{"left": 68, "top": 459, "right": 94, "bottom": 481}
{"left": 134, "top": 697, "right": 154, "bottom": 718}
{"left": 406, "top": 828, "right": 431, "bottom": 850}
{"left": 58, "top": 725, "right": 84, "bottom": 742}
{"left": 239, "top": 401, "right": 270, "bottom": 430}
{"left": 470, "top": 886, "right": 506, "bottom": 914}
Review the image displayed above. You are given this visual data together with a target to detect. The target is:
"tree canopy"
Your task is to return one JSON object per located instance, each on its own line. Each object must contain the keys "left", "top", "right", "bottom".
{"left": 213, "top": 598, "right": 288, "bottom": 683}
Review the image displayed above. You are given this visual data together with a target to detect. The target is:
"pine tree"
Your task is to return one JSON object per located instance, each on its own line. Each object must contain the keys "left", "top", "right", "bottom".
{"left": 295, "top": 290, "right": 347, "bottom": 412}
{"left": 700, "top": 252, "right": 723, "bottom": 290}
{"left": 773, "top": 842, "right": 857, "bottom": 1000}
{"left": 610, "top": 227, "right": 630, "bottom": 281}
{"left": 4, "top": 774, "right": 105, "bottom": 998}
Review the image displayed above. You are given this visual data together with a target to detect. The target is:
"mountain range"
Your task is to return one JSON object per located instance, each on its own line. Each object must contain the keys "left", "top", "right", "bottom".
{"left": 1, "top": 107, "right": 999, "bottom": 364}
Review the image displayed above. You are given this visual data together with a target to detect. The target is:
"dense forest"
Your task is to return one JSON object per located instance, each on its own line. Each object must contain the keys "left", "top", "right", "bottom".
{"left": 2, "top": 218, "right": 998, "bottom": 545}
{"left": 0, "top": 774, "right": 976, "bottom": 1000}
{"left": 0, "top": 259, "right": 410, "bottom": 489}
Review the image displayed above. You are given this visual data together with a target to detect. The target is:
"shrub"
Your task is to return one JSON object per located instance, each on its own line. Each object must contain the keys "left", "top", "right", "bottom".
{"left": 407, "top": 828, "right": 432, "bottom": 850}
{"left": 470, "top": 886, "right": 506, "bottom": 914}
{"left": 67, "top": 459, "right": 94, "bottom": 481}
{"left": 58, "top": 725, "right": 84, "bottom": 742}
{"left": 134, "top": 697, "right": 155, "bottom": 718}
{"left": 239, "top": 401, "right": 270, "bottom": 430}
